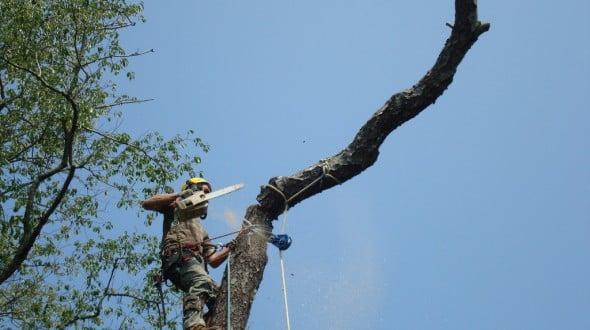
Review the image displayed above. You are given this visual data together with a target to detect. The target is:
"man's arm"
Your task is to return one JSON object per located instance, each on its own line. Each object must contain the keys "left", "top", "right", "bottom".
{"left": 206, "top": 240, "right": 236, "bottom": 268}
{"left": 141, "top": 193, "right": 178, "bottom": 213}
{"left": 206, "top": 246, "right": 231, "bottom": 268}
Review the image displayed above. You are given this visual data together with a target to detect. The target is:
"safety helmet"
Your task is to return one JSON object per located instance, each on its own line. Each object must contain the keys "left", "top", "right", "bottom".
{"left": 181, "top": 177, "right": 212, "bottom": 192}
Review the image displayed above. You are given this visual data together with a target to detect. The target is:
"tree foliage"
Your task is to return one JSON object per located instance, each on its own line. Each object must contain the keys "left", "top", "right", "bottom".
{"left": 0, "top": 1, "right": 204, "bottom": 327}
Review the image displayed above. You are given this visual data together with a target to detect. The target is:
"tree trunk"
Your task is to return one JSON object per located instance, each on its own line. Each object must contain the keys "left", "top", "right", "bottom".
{"left": 210, "top": 1, "right": 490, "bottom": 328}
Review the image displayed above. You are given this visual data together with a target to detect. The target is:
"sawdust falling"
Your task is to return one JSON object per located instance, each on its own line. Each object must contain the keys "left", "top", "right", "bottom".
{"left": 223, "top": 209, "right": 240, "bottom": 231}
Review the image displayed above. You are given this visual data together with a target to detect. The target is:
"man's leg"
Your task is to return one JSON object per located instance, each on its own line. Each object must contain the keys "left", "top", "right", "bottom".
{"left": 183, "top": 292, "right": 208, "bottom": 329}
{"left": 179, "top": 256, "right": 217, "bottom": 329}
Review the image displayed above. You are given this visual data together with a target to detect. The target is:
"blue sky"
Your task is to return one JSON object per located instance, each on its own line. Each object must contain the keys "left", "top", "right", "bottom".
{"left": 115, "top": 0, "right": 589, "bottom": 329}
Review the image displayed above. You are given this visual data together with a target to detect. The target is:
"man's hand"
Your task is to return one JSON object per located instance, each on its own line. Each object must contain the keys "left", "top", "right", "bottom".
{"left": 207, "top": 245, "right": 231, "bottom": 268}
{"left": 178, "top": 189, "right": 194, "bottom": 199}
{"left": 224, "top": 240, "right": 237, "bottom": 251}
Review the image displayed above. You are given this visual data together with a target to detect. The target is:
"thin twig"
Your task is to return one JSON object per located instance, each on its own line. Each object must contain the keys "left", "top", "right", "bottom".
{"left": 95, "top": 98, "right": 154, "bottom": 109}
{"left": 105, "top": 292, "right": 159, "bottom": 305}
{"left": 80, "top": 49, "right": 154, "bottom": 67}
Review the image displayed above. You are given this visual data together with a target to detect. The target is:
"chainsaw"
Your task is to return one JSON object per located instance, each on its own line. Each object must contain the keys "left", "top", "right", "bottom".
{"left": 176, "top": 183, "right": 244, "bottom": 211}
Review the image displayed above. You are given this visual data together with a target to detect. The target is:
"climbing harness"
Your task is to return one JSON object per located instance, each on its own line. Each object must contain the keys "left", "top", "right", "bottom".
{"left": 164, "top": 227, "right": 248, "bottom": 259}
{"left": 265, "top": 162, "right": 340, "bottom": 330}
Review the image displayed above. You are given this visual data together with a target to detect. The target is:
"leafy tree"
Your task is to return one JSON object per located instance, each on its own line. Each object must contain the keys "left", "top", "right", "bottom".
{"left": 0, "top": 0, "right": 204, "bottom": 328}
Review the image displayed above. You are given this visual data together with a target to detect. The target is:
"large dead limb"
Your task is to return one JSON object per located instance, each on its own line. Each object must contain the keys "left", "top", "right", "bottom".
{"left": 210, "top": 1, "right": 489, "bottom": 328}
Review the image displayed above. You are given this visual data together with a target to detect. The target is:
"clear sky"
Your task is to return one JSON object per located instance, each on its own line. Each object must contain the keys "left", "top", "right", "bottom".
{"left": 114, "top": 0, "right": 589, "bottom": 329}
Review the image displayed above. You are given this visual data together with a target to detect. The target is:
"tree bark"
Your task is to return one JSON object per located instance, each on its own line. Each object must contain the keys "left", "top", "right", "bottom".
{"left": 210, "top": 1, "right": 490, "bottom": 328}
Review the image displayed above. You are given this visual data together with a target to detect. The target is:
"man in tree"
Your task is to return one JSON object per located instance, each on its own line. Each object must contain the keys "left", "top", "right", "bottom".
{"left": 142, "top": 177, "right": 232, "bottom": 330}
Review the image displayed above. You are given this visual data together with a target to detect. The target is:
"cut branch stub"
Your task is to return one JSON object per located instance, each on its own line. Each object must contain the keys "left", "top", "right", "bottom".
{"left": 210, "top": 0, "right": 489, "bottom": 328}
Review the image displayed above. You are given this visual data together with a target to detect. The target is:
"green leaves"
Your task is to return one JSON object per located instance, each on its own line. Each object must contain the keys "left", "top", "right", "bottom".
{"left": 0, "top": 0, "right": 201, "bottom": 328}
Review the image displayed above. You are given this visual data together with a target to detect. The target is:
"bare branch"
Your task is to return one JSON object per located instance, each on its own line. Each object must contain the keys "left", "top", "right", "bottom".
{"left": 105, "top": 292, "right": 159, "bottom": 305}
{"left": 95, "top": 98, "right": 154, "bottom": 110}
{"left": 80, "top": 49, "right": 154, "bottom": 67}
{"left": 258, "top": 0, "right": 490, "bottom": 217}
{"left": 98, "top": 9, "right": 139, "bottom": 32}
{"left": 98, "top": 22, "right": 135, "bottom": 31}
{"left": 210, "top": 0, "right": 490, "bottom": 328}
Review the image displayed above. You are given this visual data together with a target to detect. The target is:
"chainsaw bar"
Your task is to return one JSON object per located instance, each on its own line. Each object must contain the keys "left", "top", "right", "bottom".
{"left": 177, "top": 183, "right": 244, "bottom": 209}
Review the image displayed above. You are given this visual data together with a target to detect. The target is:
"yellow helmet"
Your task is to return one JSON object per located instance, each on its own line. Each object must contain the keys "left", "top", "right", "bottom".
{"left": 181, "top": 177, "right": 211, "bottom": 191}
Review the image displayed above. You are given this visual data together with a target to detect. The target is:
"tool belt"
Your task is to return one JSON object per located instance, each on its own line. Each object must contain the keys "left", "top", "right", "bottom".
{"left": 161, "top": 242, "right": 217, "bottom": 274}
{"left": 162, "top": 242, "right": 217, "bottom": 257}
{"left": 162, "top": 242, "right": 201, "bottom": 260}
{"left": 162, "top": 245, "right": 194, "bottom": 272}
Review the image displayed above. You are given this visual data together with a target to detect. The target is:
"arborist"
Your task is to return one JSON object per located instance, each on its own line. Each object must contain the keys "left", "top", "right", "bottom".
{"left": 142, "top": 177, "right": 234, "bottom": 330}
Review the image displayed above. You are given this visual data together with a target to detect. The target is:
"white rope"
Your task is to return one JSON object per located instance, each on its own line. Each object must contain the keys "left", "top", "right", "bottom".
{"left": 266, "top": 163, "right": 340, "bottom": 330}
{"left": 227, "top": 251, "right": 232, "bottom": 330}
{"left": 263, "top": 184, "right": 293, "bottom": 330}
{"left": 277, "top": 200, "right": 291, "bottom": 330}
{"left": 278, "top": 249, "right": 291, "bottom": 330}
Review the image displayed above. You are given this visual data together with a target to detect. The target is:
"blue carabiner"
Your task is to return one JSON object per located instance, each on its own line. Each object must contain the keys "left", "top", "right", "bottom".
{"left": 269, "top": 234, "right": 292, "bottom": 251}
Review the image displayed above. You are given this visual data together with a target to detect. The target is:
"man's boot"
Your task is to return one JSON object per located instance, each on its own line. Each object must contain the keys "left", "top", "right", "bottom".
{"left": 186, "top": 325, "right": 221, "bottom": 330}
{"left": 183, "top": 293, "right": 207, "bottom": 329}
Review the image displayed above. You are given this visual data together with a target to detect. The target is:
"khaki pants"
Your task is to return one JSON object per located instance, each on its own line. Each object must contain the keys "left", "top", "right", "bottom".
{"left": 163, "top": 251, "right": 217, "bottom": 329}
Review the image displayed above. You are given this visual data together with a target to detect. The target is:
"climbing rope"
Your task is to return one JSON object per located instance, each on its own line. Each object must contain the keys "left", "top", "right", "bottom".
{"left": 265, "top": 162, "right": 340, "bottom": 330}
{"left": 226, "top": 251, "right": 232, "bottom": 330}
{"left": 278, "top": 249, "right": 290, "bottom": 330}
{"left": 206, "top": 228, "right": 245, "bottom": 243}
